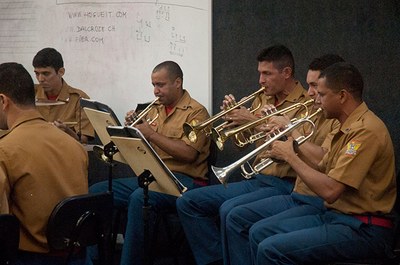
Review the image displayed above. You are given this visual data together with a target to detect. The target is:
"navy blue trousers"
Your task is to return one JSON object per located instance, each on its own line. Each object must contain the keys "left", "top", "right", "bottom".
{"left": 225, "top": 192, "right": 324, "bottom": 265}
{"left": 87, "top": 173, "right": 199, "bottom": 265}
{"left": 249, "top": 207, "right": 394, "bottom": 264}
{"left": 175, "top": 174, "right": 294, "bottom": 265}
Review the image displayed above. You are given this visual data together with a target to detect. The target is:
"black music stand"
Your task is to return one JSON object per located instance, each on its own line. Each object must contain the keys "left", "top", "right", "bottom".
{"left": 107, "top": 126, "right": 187, "bottom": 265}
{"left": 80, "top": 98, "right": 125, "bottom": 164}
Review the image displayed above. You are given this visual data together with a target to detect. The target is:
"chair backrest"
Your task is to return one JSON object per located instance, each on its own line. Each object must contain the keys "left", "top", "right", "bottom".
{"left": 0, "top": 214, "right": 20, "bottom": 265}
{"left": 46, "top": 192, "right": 113, "bottom": 251}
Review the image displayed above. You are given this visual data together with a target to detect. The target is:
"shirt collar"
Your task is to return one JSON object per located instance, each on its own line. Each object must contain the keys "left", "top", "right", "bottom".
{"left": 35, "top": 79, "right": 71, "bottom": 103}
{"left": 155, "top": 89, "right": 192, "bottom": 112}
{"left": 8, "top": 109, "right": 45, "bottom": 132}
{"left": 339, "top": 102, "right": 368, "bottom": 134}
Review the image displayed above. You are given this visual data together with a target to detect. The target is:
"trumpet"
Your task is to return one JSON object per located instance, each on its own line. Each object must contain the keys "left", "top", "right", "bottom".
{"left": 213, "top": 99, "right": 314, "bottom": 150}
{"left": 128, "top": 97, "right": 159, "bottom": 127}
{"left": 212, "top": 117, "right": 316, "bottom": 185}
{"left": 248, "top": 106, "right": 322, "bottom": 144}
{"left": 183, "top": 87, "right": 265, "bottom": 143}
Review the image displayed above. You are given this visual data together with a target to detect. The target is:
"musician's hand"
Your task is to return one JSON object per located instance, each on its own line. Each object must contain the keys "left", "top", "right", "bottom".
{"left": 269, "top": 137, "right": 296, "bottom": 162}
{"left": 220, "top": 94, "right": 236, "bottom": 111}
{"left": 260, "top": 104, "right": 277, "bottom": 116}
{"left": 223, "top": 106, "right": 255, "bottom": 127}
{"left": 124, "top": 110, "right": 136, "bottom": 126}
{"left": 53, "top": 120, "right": 69, "bottom": 131}
{"left": 52, "top": 120, "right": 79, "bottom": 141}
{"left": 267, "top": 115, "right": 290, "bottom": 131}
{"left": 134, "top": 121, "right": 156, "bottom": 141}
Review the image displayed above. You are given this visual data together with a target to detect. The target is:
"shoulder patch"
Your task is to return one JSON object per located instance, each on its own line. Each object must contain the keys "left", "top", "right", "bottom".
{"left": 345, "top": 140, "right": 361, "bottom": 156}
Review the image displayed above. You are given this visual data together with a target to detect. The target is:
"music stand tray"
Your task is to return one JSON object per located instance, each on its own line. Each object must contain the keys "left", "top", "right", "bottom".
{"left": 80, "top": 98, "right": 125, "bottom": 163}
{"left": 107, "top": 126, "right": 187, "bottom": 197}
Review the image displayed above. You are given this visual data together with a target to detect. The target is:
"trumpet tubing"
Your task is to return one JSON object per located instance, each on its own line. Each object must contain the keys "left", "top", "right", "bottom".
{"left": 183, "top": 86, "right": 266, "bottom": 143}
{"left": 128, "top": 97, "right": 159, "bottom": 127}
{"left": 213, "top": 118, "right": 316, "bottom": 185}
{"left": 213, "top": 99, "right": 314, "bottom": 150}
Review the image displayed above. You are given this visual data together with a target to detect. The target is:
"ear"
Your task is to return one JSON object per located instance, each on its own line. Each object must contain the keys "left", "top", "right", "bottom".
{"left": 175, "top": 77, "right": 182, "bottom": 88}
{"left": 339, "top": 89, "right": 349, "bottom": 104}
{"left": 57, "top": 67, "right": 65, "bottom": 77}
{"left": 0, "top": 94, "right": 10, "bottom": 110}
{"left": 282, "top": 67, "right": 293, "bottom": 79}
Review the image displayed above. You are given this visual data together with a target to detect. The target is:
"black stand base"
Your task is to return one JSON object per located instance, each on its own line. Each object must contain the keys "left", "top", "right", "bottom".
{"left": 138, "top": 170, "right": 155, "bottom": 265}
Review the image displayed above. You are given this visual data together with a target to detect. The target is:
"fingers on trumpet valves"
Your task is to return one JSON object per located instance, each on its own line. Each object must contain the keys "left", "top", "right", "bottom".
{"left": 221, "top": 94, "right": 237, "bottom": 110}
{"left": 124, "top": 110, "right": 136, "bottom": 125}
{"left": 261, "top": 104, "right": 277, "bottom": 116}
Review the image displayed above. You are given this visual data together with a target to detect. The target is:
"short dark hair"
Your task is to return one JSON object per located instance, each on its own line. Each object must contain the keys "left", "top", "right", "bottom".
{"left": 308, "top": 54, "right": 345, "bottom": 71}
{"left": 153, "top": 61, "right": 183, "bottom": 82}
{"left": 0, "top": 62, "right": 35, "bottom": 106}
{"left": 319, "top": 62, "right": 363, "bottom": 100}
{"left": 32, "top": 47, "right": 64, "bottom": 72}
{"left": 257, "top": 45, "right": 295, "bottom": 75}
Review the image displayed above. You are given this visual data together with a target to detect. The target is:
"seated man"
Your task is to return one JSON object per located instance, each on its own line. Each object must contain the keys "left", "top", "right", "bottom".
{"left": 176, "top": 44, "right": 310, "bottom": 265}
{"left": 88, "top": 61, "right": 211, "bottom": 265}
{"left": 33, "top": 47, "right": 94, "bottom": 143}
{"left": 0, "top": 62, "right": 89, "bottom": 264}
{"left": 240, "top": 62, "right": 396, "bottom": 264}
{"left": 222, "top": 54, "right": 344, "bottom": 265}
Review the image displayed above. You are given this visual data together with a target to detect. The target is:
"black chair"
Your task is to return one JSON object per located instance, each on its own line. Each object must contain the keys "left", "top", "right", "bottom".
{"left": 0, "top": 214, "right": 19, "bottom": 265}
{"left": 46, "top": 192, "right": 113, "bottom": 265}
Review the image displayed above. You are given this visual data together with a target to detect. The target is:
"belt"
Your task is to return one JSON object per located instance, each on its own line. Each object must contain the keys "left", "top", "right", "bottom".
{"left": 193, "top": 178, "right": 208, "bottom": 187}
{"left": 353, "top": 215, "right": 393, "bottom": 229}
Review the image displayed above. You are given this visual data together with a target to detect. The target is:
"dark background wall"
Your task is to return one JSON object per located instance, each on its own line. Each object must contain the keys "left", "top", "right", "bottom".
{"left": 212, "top": 0, "right": 400, "bottom": 175}
{"left": 91, "top": 0, "right": 400, "bottom": 185}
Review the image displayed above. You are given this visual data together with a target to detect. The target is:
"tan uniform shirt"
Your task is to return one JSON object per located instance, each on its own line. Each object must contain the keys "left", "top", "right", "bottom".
{"left": 252, "top": 81, "right": 310, "bottom": 178}
{"left": 35, "top": 80, "right": 95, "bottom": 138}
{"left": 146, "top": 90, "right": 210, "bottom": 180}
{"left": 293, "top": 114, "right": 340, "bottom": 196}
{"left": 320, "top": 102, "right": 396, "bottom": 215}
{"left": 0, "top": 110, "right": 89, "bottom": 253}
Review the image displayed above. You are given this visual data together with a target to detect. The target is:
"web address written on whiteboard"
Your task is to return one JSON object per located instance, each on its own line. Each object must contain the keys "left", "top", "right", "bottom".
{"left": 56, "top": 0, "right": 208, "bottom": 11}
{"left": 63, "top": 6, "right": 188, "bottom": 57}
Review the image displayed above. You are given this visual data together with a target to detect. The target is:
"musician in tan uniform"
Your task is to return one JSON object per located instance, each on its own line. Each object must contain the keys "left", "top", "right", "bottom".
{"left": 247, "top": 62, "right": 396, "bottom": 264}
{"left": 224, "top": 54, "right": 344, "bottom": 265}
{"left": 87, "top": 61, "right": 210, "bottom": 265}
{"left": 33, "top": 48, "right": 94, "bottom": 144}
{"left": 176, "top": 45, "right": 312, "bottom": 265}
{"left": 0, "top": 63, "right": 88, "bottom": 264}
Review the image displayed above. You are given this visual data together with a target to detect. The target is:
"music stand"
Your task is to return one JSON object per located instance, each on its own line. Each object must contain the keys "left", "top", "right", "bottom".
{"left": 107, "top": 125, "right": 187, "bottom": 265}
{"left": 80, "top": 98, "right": 126, "bottom": 164}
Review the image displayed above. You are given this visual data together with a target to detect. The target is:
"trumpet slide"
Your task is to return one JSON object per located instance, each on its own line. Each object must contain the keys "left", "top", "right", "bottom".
{"left": 183, "top": 87, "right": 265, "bottom": 143}
{"left": 212, "top": 117, "right": 316, "bottom": 185}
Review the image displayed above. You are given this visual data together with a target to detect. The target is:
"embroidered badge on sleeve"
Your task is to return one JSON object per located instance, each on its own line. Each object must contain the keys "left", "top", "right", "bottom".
{"left": 345, "top": 140, "right": 361, "bottom": 156}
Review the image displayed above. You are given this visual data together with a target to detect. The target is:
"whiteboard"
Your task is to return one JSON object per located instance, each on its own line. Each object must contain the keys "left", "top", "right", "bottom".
{"left": 0, "top": 0, "right": 212, "bottom": 120}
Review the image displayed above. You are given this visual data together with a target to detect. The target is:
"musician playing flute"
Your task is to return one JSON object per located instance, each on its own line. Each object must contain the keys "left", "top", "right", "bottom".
{"left": 33, "top": 47, "right": 94, "bottom": 143}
